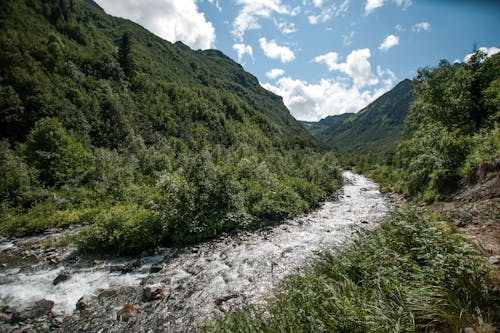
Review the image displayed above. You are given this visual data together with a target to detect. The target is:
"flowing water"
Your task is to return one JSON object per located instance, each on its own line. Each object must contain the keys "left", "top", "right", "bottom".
{"left": 0, "top": 171, "right": 397, "bottom": 332}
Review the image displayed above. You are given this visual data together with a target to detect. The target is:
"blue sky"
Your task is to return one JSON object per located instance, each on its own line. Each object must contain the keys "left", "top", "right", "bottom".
{"left": 95, "top": 0, "right": 500, "bottom": 121}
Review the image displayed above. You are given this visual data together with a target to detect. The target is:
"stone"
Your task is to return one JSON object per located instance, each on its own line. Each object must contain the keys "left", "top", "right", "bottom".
{"left": 53, "top": 271, "right": 71, "bottom": 285}
{"left": 142, "top": 284, "right": 166, "bottom": 301}
{"left": 117, "top": 303, "right": 139, "bottom": 321}
{"left": 150, "top": 264, "right": 163, "bottom": 273}
{"left": 76, "top": 295, "right": 91, "bottom": 311}
{"left": 21, "top": 299, "right": 54, "bottom": 320}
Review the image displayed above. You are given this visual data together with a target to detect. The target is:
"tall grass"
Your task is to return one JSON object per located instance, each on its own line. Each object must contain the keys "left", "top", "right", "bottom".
{"left": 203, "top": 209, "right": 496, "bottom": 332}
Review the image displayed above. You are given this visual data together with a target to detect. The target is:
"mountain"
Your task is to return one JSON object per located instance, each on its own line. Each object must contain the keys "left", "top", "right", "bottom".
{"left": 301, "top": 79, "right": 414, "bottom": 154}
{"left": 0, "top": 0, "right": 316, "bottom": 148}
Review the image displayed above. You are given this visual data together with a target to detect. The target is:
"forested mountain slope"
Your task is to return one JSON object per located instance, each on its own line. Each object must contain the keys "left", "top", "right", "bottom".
{"left": 0, "top": 0, "right": 341, "bottom": 253}
{"left": 301, "top": 79, "right": 414, "bottom": 153}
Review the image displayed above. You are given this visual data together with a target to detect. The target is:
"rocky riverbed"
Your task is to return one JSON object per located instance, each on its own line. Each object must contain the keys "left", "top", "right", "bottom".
{"left": 0, "top": 172, "right": 398, "bottom": 332}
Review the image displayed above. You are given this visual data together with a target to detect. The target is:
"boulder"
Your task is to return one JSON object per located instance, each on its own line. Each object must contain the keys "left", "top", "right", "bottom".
{"left": 76, "top": 295, "right": 92, "bottom": 311}
{"left": 150, "top": 264, "right": 163, "bottom": 273}
{"left": 142, "top": 284, "right": 166, "bottom": 301}
{"left": 53, "top": 271, "right": 71, "bottom": 285}
{"left": 19, "top": 299, "right": 54, "bottom": 321}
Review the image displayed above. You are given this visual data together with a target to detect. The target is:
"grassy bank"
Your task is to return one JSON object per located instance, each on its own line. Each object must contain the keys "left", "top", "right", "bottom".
{"left": 203, "top": 209, "right": 497, "bottom": 332}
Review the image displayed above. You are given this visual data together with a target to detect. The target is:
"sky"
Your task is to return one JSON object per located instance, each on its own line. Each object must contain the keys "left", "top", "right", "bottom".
{"left": 94, "top": 0, "right": 500, "bottom": 121}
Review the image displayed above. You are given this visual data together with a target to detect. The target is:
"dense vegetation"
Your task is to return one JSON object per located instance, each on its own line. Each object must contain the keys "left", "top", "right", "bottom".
{"left": 0, "top": 0, "right": 342, "bottom": 253}
{"left": 301, "top": 79, "right": 414, "bottom": 154}
{"left": 204, "top": 209, "right": 496, "bottom": 332}
{"left": 348, "top": 53, "right": 499, "bottom": 201}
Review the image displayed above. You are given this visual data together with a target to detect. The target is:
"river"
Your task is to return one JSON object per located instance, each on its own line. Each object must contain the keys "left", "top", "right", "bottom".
{"left": 0, "top": 171, "right": 397, "bottom": 332}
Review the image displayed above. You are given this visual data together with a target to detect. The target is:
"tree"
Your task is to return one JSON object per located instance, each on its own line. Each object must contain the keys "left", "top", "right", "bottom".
{"left": 24, "top": 117, "right": 93, "bottom": 187}
{"left": 118, "top": 32, "right": 135, "bottom": 79}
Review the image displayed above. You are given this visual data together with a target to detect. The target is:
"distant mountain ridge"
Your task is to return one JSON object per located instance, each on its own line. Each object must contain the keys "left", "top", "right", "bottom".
{"left": 300, "top": 79, "right": 414, "bottom": 153}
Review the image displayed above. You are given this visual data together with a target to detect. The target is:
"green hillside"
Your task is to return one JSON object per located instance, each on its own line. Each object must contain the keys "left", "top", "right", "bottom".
{"left": 0, "top": 0, "right": 342, "bottom": 253}
{"left": 302, "top": 79, "right": 414, "bottom": 153}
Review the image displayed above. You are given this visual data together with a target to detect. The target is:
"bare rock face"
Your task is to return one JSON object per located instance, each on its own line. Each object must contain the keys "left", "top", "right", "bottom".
{"left": 142, "top": 284, "right": 166, "bottom": 301}
{"left": 53, "top": 271, "right": 71, "bottom": 285}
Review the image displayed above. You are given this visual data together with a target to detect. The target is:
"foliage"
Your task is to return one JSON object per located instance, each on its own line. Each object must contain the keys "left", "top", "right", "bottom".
{"left": 0, "top": 0, "right": 341, "bottom": 250}
{"left": 24, "top": 117, "right": 93, "bottom": 187}
{"left": 76, "top": 204, "right": 163, "bottom": 254}
{"left": 204, "top": 209, "right": 495, "bottom": 332}
{"left": 341, "top": 53, "right": 499, "bottom": 201}
{"left": 0, "top": 140, "right": 32, "bottom": 207}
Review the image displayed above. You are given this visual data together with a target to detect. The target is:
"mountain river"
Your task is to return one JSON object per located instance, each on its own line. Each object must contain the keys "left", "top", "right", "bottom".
{"left": 0, "top": 171, "right": 398, "bottom": 332}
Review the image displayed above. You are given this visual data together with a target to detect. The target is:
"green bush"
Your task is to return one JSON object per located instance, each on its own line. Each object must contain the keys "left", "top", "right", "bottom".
{"left": 0, "top": 140, "right": 32, "bottom": 207}
{"left": 461, "top": 127, "right": 499, "bottom": 183}
{"left": 76, "top": 205, "right": 163, "bottom": 254}
{"left": 24, "top": 117, "right": 93, "bottom": 187}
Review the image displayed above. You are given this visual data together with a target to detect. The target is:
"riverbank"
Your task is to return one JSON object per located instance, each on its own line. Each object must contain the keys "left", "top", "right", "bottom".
{"left": 0, "top": 172, "right": 396, "bottom": 332}
{"left": 205, "top": 208, "right": 497, "bottom": 333}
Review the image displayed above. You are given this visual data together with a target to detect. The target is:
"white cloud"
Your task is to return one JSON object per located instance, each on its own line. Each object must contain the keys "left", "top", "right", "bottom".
{"left": 464, "top": 46, "right": 500, "bottom": 62}
{"left": 264, "top": 48, "right": 396, "bottom": 121}
{"left": 313, "top": 0, "right": 323, "bottom": 7}
{"left": 393, "top": 0, "right": 412, "bottom": 10}
{"left": 365, "top": 0, "right": 411, "bottom": 15}
{"left": 207, "top": 0, "right": 222, "bottom": 11}
{"left": 276, "top": 20, "right": 297, "bottom": 34}
{"left": 378, "top": 34, "right": 399, "bottom": 51}
{"left": 262, "top": 75, "right": 394, "bottom": 121}
{"left": 308, "top": 0, "right": 349, "bottom": 24}
{"left": 233, "top": 43, "right": 254, "bottom": 62}
{"left": 342, "top": 30, "right": 356, "bottom": 45}
{"left": 395, "top": 24, "right": 405, "bottom": 32}
{"left": 259, "top": 37, "right": 296, "bottom": 63}
{"left": 364, "top": 0, "right": 384, "bottom": 15}
{"left": 95, "top": 0, "right": 215, "bottom": 50}
{"left": 265, "top": 68, "right": 285, "bottom": 79}
{"left": 412, "top": 22, "right": 431, "bottom": 33}
{"left": 232, "top": 0, "right": 290, "bottom": 41}
{"left": 314, "top": 48, "right": 379, "bottom": 88}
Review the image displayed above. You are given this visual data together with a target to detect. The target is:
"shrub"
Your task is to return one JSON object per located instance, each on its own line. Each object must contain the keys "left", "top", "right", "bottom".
{"left": 24, "top": 117, "right": 93, "bottom": 187}
{"left": 76, "top": 205, "right": 162, "bottom": 254}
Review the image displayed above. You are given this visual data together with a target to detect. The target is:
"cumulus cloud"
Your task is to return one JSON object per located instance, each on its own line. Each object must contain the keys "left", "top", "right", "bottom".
{"left": 314, "top": 48, "right": 379, "bottom": 88}
{"left": 262, "top": 76, "right": 393, "bottom": 121}
{"left": 95, "top": 0, "right": 215, "bottom": 50}
{"left": 464, "top": 46, "right": 500, "bottom": 62}
{"left": 263, "top": 48, "right": 397, "bottom": 121}
{"left": 259, "top": 37, "right": 296, "bottom": 63}
{"left": 412, "top": 22, "right": 431, "bottom": 33}
{"left": 378, "top": 34, "right": 399, "bottom": 51}
{"left": 232, "top": 0, "right": 290, "bottom": 41}
{"left": 364, "top": 0, "right": 384, "bottom": 15}
{"left": 233, "top": 43, "right": 254, "bottom": 62}
{"left": 265, "top": 68, "right": 285, "bottom": 79}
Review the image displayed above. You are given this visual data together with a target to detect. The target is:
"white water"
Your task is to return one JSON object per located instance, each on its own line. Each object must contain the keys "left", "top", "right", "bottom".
{"left": 0, "top": 171, "right": 395, "bottom": 322}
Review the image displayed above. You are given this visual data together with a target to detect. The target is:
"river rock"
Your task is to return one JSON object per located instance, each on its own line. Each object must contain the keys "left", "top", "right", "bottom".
{"left": 150, "top": 263, "right": 163, "bottom": 273}
{"left": 117, "top": 303, "right": 140, "bottom": 321}
{"left": 19, "top": 299, "right": 54, "bottom": 321}
{"left": 143, "top": 284, "right": 166, "bottom": 301}
{"left": 76, "top": 295, "right": 92, "bottom": 311}
{"left": 53, "top": 271, "right": 71, "bottom": 285}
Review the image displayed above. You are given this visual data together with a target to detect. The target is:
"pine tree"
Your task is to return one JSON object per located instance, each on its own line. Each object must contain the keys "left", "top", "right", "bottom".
{"left": 118, "top": 32, "right": 135, "bottom": 79}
